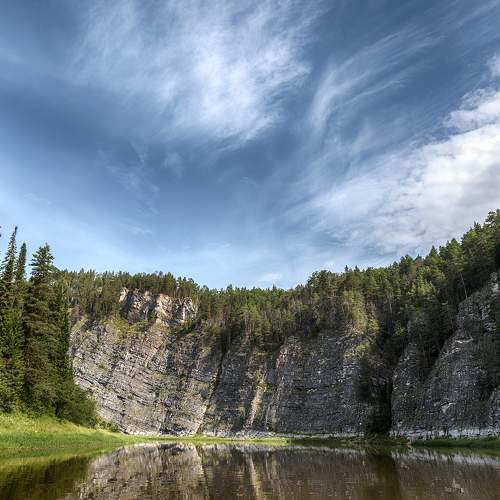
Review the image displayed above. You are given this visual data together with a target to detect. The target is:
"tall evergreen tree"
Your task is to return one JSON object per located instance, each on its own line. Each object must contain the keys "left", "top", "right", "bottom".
{"left": 23, "top": 244, "right": 59, "bottom": 413}
{"left": 0, "top": 228, "right": 19, "bottom": 410}
{"left": 14, "top": 243, "right": 27, "bottom": 295}
{"left": 8, "top": 242, "right": 27, "bottom": 409}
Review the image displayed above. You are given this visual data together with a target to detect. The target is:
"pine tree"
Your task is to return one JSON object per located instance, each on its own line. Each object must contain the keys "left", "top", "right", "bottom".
{"left": 0, "top": 228, "right": 19, "bottom": 410}
{"left": 6, "top": 242, "right": 27, "bottom": 410}
{"left": 0, "top": 227, "right": 18, "bottom": 324}
{"left": 23, "top": 244, "right": 59, "bottom": 413}
{"left": 21, "top": 244, "right": 96, "bottom": 423}
{"left": 14, "top": 243, "right": 27, "bottom": 294}
{"left": 12, "top": 242, "right": 27, "bottom": 335}
{"left": 0, "top": 226, "right": 17, "bottom": 278}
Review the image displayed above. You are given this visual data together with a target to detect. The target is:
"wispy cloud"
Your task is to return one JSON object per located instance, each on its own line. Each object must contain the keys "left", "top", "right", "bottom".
{"left": 293, "top": 53, "right": 500, "bottom": 258}
{"left": 445, "top": 88, "right": 500, "bottom": 132}
{"left": 74, "top": 0, "right": 319, "bottom": 146}
{"left": 123, "top": 224, "right": 153, "bottom": 237}
{"left": 98, "top": 145, "right": 160, "bottom": 213}
{"left": 309, "top": 26, "right": 435, "bottom": 138}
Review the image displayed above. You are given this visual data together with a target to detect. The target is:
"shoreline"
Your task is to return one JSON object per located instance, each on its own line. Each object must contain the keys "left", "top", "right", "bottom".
{"left": 1, "top": 413, "right": 498, "bottom": 458}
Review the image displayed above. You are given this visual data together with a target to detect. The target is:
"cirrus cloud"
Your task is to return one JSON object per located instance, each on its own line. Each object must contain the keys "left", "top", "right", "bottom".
{"left": 74, "top": 0, "right": 320, "bottom": 146}
{"left": 297, "top": 58, "right": 500, "bottom": 258}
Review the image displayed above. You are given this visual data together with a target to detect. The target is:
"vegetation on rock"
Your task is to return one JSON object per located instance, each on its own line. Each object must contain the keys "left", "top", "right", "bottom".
{"left": 64, "top": 210, "right": 500, "bottom": 432}
{"left": 1, "top": 210, "right": 499, "bottom": 434}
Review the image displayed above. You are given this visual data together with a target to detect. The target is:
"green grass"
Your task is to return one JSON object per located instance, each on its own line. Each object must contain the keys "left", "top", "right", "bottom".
{"left": 1, "top": 413, "right": 498, "bottom": 460}
{"left": 0, "top": 413, "right": 156, "bottom": 458}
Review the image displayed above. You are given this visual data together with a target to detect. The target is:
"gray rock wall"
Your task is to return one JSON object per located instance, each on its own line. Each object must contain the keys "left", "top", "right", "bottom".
{"left": 71, "top": 279, "right": 500, "bottom": 436}
{"left": 200, "top": 329, "right": 371, "bottom": 436}
{"left": 71, "top": 288, "right": 373, "bottom": 435}
{"left": 391, "top": 274, "right": 500, "bottom": 437}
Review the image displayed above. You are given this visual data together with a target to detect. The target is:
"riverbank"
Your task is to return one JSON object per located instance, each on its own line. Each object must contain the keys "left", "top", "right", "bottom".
{"left": 0, "top": 413, "right": 157, "bottom": 458}
{"left": 0, "top": 413, "right": 296, "bottom": 458}
{"left": 1, "top": 413, "right": 498, "bottom": 457}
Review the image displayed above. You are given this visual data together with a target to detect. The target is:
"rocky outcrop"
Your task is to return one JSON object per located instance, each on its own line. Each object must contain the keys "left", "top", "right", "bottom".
{"left": 391, "top": 273, "right": 500, "bottom": 437}
{"left": 119, "top": 288, "right": 196, "bottom": 328}
{"left": 71, "top": 278, "right": 500, "bottom": 437}
{"left": 71, "top": 289, "right": 217, "bottom": 434}
{"left": 71, "top": 288, "right": 373, "bottom": 435}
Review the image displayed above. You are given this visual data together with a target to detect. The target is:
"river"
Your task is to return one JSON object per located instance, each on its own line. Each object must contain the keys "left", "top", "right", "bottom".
{"left": 1, "top": 443, "right": 499, "bottom": 499}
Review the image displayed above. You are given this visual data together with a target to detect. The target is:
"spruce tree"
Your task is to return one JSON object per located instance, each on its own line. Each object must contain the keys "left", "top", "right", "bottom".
{"left": 0, "top": 228, "right": 19, "bottom": 410}
{"left": 9, "top": 243, "right": 27, "bottom": 408}
{"left": 23, "top": 244, "right": 59, "bottom": 413}
{"left": 14, "top": 243, "right": 27, "bottom": 295}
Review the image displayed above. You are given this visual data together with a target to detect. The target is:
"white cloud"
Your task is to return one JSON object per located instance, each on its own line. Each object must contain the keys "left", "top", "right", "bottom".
{"left": 74, "top": 0, "right": 318, "bottom": 146}
{"left": 309, "top": 26, "right": 435, "bottom": 136}
{"left": 445, "top": 89, "right": 500, "bottom": 132}
{"left": 295, "top": 60, "right": 500, "bottom": 258}
{"left": 125, "top": 224, "right": 153, "bottom": 237}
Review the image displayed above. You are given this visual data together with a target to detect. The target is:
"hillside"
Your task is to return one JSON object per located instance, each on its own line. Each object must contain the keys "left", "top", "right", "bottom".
{"left": 67, "top": 212, "right": 500, "bottom": 437}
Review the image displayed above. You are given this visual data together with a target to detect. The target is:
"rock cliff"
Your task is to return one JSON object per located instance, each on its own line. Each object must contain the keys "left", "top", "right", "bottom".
{"left": 70, "top": 277, "right": 500, "bottom": 436}
{"left": 391, "top": 273, "right": 500, "bottom": 437}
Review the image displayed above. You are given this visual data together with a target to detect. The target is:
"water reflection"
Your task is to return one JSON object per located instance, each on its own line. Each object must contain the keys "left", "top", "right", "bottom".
{"left": 1, "top": 443, "right": 499, "bottom": 499}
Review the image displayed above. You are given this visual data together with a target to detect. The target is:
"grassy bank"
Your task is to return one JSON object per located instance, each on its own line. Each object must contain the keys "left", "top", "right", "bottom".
{"left": 0, "top": 413, "right": 293, "bottom": 454}
{"left": 1, "top": 413, "right": 498, "bottom": 458}
{"left": 0, "top": 413, "right": 158, "bottom": 458}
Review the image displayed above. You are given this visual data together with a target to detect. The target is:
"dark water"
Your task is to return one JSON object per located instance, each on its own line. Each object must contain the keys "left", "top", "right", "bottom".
{"left": 1, "top": 443, "right": 499, "bottom": 499}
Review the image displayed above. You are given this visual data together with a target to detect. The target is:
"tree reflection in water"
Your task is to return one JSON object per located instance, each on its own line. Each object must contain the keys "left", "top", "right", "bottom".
{"left": 1, "top": 443, "right": 499, "bottom": 499}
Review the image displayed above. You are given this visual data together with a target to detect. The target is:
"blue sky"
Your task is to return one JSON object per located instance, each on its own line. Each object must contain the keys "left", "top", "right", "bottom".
{"left": 1, "top": 0, "right": 500, "bottom": 289}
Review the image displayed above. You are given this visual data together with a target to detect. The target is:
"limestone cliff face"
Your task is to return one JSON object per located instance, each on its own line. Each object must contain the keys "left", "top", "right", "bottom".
{"left": 70, "top": 279, "right": 500, "bottom": 436}
{"left": 391, "top": 273, "right": 500, "bottom": 437}
{"left": 200, "top": 329, "right": 371, "bottom": 436}
{"left": 71, "top": 289, "right": 219, "bottom": 434}
{"left": 71, "top": 288, "right": 372, "bottom": 435}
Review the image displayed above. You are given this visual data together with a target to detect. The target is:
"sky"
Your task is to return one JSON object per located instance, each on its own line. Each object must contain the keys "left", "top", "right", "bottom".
{"left": 1, "top": 0, "right": 500, "bottom": 289}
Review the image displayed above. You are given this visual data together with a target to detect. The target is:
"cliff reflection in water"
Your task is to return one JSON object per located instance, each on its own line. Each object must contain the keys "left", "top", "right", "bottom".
{"left": 1, "top": 443, "right": 499, "bottom": 499}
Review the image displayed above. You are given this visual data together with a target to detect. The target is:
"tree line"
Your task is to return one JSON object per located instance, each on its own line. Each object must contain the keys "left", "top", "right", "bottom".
{"left": 0, "top": 229, "right": 95, "bottom": 425}
{"left": 1, "top": 210, "right": 499, "bottom": 430}
{"left": 66, "top": 211, "right": 500, "bottom": 358}
{"left": 63, "top": 210, "right": 500, "bottom": 431}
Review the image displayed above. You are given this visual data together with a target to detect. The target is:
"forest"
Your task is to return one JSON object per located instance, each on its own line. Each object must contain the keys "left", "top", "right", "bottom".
{"left": 0, "top": 233, "right": 95, "bottom": 425}
{"left": 1, "top": 210, "right": 499, "bottom": 430}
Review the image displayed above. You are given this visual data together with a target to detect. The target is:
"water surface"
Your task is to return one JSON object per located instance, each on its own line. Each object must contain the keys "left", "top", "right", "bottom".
{"left": 1, "top": 443, "right": 499, "bottom": 499}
